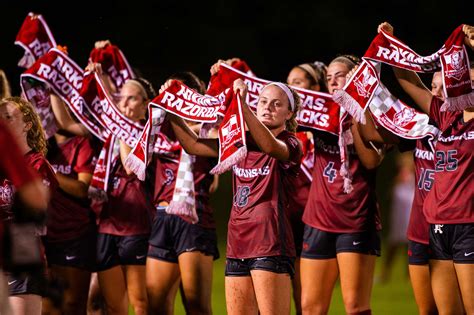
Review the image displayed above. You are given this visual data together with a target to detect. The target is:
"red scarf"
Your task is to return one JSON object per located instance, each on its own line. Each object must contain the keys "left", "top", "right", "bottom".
{"left": 208, "top": 63, "right": 340, "bottom": 135}
{"left": 20, "top": 48, "right": 108, "bottom": 140}
{"left": 89, "top": 43, "right": 135, "bottom": 89}
{"left": 336, "top": 25, "right": 473, "bottom": 121}
{"left": 15, "top": 12, "right": 57, "bottom": 69}
{"left": 125, "top": 80, "right": 223, "bottom": 180}
{"left": 81, "top": 74, "right": 145, "bottom": 201}
{"left": 210, "top": 89, "right": 247, "bottom": 174}
{"left": 88, "top": 135, "right": 119, "bottom": 202}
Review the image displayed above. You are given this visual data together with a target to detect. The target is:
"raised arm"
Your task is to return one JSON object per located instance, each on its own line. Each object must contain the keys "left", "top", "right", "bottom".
{"left": 378, "top": 22, "right": 433, "bottom": 114}
{"left": 168, "top": 114, "right": 219, "bottom": 158}
{"left": 234, "top": 79, "right": 293, "bottom": 161}
{"left": 159, "top": 79, "right": 219, "bottom": 157}
{"left": 55, "top": 172, "right": 92, "bottom": 199}
{"left": 50, "top": 94, "right": 89, "bottom": 136}
{"left": 352, "top": 119, "right": 385, "bottom": 170}
{"left": 357, "top": 111, "right": 400, "bottom": 145}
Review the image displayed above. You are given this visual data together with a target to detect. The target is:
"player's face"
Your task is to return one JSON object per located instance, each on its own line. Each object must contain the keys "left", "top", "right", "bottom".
{"left": 431, "top": 72, "right": 445, "bottom": 100}
{"left": 256, "top": 85, "right": 293, "bottom": 130}
{"left": 117, "top": 82, "right": 147, "bottom": 122}
{"left": 327, "top": 62, "right": 350, "bottom": 95}
{"left": 0, "top": 102, "right": 29, "bottom": 140}
{"left": 287, "top": 67, "right": 319, "bottom": 91}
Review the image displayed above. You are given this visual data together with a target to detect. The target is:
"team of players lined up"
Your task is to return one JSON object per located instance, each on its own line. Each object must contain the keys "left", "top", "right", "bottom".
{"left": 0, "top": 22, "right": 473, "bottom": 315}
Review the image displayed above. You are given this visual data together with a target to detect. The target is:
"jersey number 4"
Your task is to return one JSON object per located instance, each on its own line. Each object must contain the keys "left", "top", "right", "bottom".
{"left": 323, "top": 161, "right": 337, "bottom": 183}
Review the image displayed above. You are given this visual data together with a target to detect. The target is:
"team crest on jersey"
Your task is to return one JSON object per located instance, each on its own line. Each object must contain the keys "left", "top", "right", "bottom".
{"left": 443, "top": 46, "right": 467, "bottom": 81}
{"left": 0, "top": 182, "right": 14, "bottom": 205}
{"left": 393, "top": 107, "right": 416, "bottom": 128}
{"left": 221, "top": 115, "right": 240, "bottom": 146}
{"left": 354, "top": 65, "right": 378, "bottom": 98}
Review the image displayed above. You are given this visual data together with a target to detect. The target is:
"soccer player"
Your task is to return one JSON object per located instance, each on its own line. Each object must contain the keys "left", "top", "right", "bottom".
{"left": 300, "top": 55, "right": 384, "bottom": 315}
{"left": 146, "top": 71, "right": 219, "bottom": 315}
{"left": 287, "top": 61, "right": 328, "bottom": 314}
{"left": 42, "top": 102, "right": 97, "bottom": 315}
{"left": 0, "top": 97, "right": 57, "bottom": 315}
{"left": 165, "top": 71, "right": 302, "bottom": 315}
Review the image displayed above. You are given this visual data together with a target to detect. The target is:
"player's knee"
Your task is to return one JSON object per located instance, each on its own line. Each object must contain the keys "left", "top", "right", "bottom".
{"left": 301, "top": 297, "right": 329, "bottom": 315}
{"left": 343, "top": 295, "right": 371, "bottom": 314}
{"left": 131, "top": 297, "right": 147, "bottom": 310}
{"left": 185, "top": 297, "right": 211, "bottom": 315}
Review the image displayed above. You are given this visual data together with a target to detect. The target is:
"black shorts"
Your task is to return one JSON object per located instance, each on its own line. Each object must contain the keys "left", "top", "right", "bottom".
{"left": 148, "top": 210, "right": 219, "bottom": 263}
{"left": 301, "top": 225, "right": 381, "bottom": 259}
{"left": 7, "top": 270, "right": 45, "bottom": 296}
{"left": 408, "top": 240, "right": 430, "bottom": 265}
{"left": 43, "top": 224, "right": 97, "bottom": 271}
{"left": 225, "top": 256, "right": 295, "bottom": 277}
{"left": 96, "top": 233, "right": 149, "bottom": 271}
{"left": 429, "top": 223, "right": 474, "bottom": 264}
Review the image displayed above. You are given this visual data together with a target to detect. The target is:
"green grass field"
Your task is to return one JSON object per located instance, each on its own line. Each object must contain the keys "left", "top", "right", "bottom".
{"left": 169, "top": 242, "right": 417, "bottom": 314}
{"left": 155, "top": 153, "right": 418, "bottom": 314}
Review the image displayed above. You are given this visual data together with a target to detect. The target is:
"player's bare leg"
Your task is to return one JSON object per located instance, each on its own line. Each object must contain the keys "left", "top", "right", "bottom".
{"left": 300, "top": 258, "right": 338, "bottom": 315}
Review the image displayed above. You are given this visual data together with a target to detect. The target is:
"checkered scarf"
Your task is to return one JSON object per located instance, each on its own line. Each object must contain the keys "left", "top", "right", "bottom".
{"left": 335, "top": 60, "right": 440, "bottom": 146}
{"left": 165, "top": 151, "right": 198, "bottom": 224}
{"left": 125, "top": 81, "right": 223, "bottom": 223}
{"left": 335, "top": 25, "right": 474, "bottom": 120}
{"left": 15, "top": 12, "right": 56, "bottom": 69}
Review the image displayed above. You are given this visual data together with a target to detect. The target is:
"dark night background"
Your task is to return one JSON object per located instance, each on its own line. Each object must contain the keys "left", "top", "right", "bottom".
{"left": 1, "top": 0, "right": 472, "bottom": 236}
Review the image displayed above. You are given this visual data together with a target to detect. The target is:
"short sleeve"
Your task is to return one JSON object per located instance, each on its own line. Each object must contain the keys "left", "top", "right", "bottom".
{"left": 73, "top": 138, "right": 96, "bottom": 174}
{"left": 279, "top": 132, "right": 303, "bottom": 170}
{"left": 0, "top": 124, "right": 38, "bottom": 188}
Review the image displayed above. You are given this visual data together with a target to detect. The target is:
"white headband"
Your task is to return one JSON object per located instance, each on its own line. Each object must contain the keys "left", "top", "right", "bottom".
{"left": 265, "top": 82, "right": 295, "bottom": 111}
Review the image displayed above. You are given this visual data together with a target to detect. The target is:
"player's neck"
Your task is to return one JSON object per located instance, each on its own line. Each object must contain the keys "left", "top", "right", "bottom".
{"left": 269, "top": 125, "right": 286, "bottom": 137}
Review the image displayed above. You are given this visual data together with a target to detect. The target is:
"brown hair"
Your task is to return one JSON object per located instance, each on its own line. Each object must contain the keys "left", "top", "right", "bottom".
{"left": 329, "top": 54, "right": 360, "bottom": 72}
{"left": 0, "top": 97, "right": 47, "bottom": 155}
{"left": 169, "top": 71, "right": 206, "bottom": 94}
{"left": 285, "top": 85, "right": 301, "bottom": 133}
{"left": 0, "top": 69, "right": 12, "bottom": 99}
{"left": 296, "top": 62, "right": 328, "bottom": 92}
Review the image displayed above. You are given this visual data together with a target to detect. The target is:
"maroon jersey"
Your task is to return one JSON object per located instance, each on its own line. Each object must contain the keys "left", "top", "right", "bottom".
{"left": 0, "top": 124, "right": 40, "bottom": 265}
{"left": 0, "top": 125, "right": 39, "bottom": 220}
{"left": 46, "top": 136, "right": 96, "bottom": 241}
{"left": 98, "top": 161, "right": 155, "bottom": 236}
{"left": 152, "top": 155, "right": 216, "bottom": 228}
{"left": 407, "top": 140, "right": 434, "bottom": 244}
{"left": 226, "top": 131, "right": 302, "bottom": 259}
{"left": 25, "top": 151, "right": 58, "bottom": 192}
{"left": 303, "top": 131, "right": 381, "bottom": 233}
{"left": 151, "top": 124, "right": 216, "bottom": 228}
{"left": 288, "top": 132, "right": 313, "bottom": 217}
{"left": 1, "top": 151, "right": 55, "bottom": 222}
{"left": 423, "top": 97, "right": 474, "bottom": 224}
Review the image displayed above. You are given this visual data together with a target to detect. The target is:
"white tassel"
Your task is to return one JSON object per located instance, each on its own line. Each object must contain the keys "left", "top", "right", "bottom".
{"left": 210, "top": 146, "right": 247, "bottom": 175}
